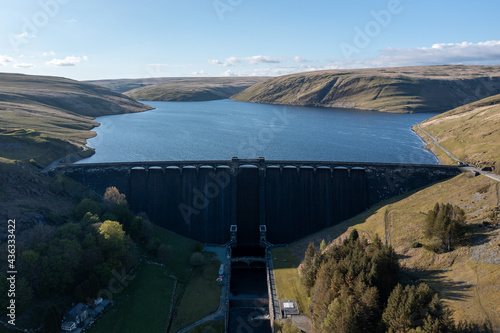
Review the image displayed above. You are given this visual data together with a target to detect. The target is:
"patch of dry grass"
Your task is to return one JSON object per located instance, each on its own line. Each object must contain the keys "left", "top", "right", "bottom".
{"left": 277, "top": 173, "right": 500, "bottom": 329}
{"left": 419, "top": 94, "right": 500, "bottom": 173}
{"left": 333, "top": 173, "right": 500, "bottom": 329}
{"left": 0, "top": 72, "right": 151, "bottom": 165}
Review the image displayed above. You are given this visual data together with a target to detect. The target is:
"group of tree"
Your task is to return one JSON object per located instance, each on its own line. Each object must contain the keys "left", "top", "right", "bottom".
{"left": 301, "top": 230, "right": 400, "bottom": 332}
{"left": 0, "top": 187, "right": 165, "bottom": 332}
{"left": 425, "top": 203, "right": 466, "bottom": 252}
{"left": 299, "top": 230, "right": 491, "bottom": 333}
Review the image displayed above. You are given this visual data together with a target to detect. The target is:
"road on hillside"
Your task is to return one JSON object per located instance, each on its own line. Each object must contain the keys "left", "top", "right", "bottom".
{"left": 417, "top": 124, "right": 500, "bottom": 183}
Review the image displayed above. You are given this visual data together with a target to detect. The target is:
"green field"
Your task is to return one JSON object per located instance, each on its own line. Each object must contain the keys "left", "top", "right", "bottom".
{"left": 170, "top": 255, "right": 222, "bottom": 332}
{"left": 88, "top": 226, "right": 223, "bottom": 333}
{"left": 150, "top": 225, "right": 203, "bottom": 280}
{"left": 271, "top": 247, "right": 311, "bottom": 317}
{"left": 89, "top": 263, "right": 176, "bottom": 333}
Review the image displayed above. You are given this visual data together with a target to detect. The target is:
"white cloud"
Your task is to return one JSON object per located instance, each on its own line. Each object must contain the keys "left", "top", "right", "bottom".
{"left": 293, "top": 56, "right": 309, "bottom": 63}
{"left": 0, "top": 55, "right": 14, "bottom": 66}
{"left": 248, "top": 55, "right": 281, "bottom": 64}
{"left": 66, "top": 18, "right": 77, "bottom": 24}
{"left": 46, "top": 56, "right": 89, "bottom": 66}
{"left": 16, "top": 32, "right": 35, "bottom": 39}
{"left": 13, "top": 63, "right": 35, "bottom": 69}
{"left": 222, "top": 66, "right": 316, "bottom": 77}
{"left": 210, "top": 55, "right": 282, "bottom": 67}
{"left": 192, "top": 70, "right": 207, "bottom": 76}
{"left": 340, "top": 40, "right": 500, "bottom": 68}
{"left": 42, "top": 51, "right": 56, "bottom": 57}
{"left": 215, "top": 56, "right": 242, "bottom": 67}
{"left": 216, "top": 40, "right": 500, "bottom": 77}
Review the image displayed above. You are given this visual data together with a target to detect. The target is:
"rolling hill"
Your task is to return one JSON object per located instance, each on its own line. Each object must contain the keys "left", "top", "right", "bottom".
{"left": 0, "top": 72, "right": 152, "bottom": 166}
{"left": 416, "top": 94, "right": 500, "bottom": 173}
{"left": 88, "top": 77, "right": 268, "bottom": 101}
{"left": 232, "top": 65, "right": 500, "bottom": 113}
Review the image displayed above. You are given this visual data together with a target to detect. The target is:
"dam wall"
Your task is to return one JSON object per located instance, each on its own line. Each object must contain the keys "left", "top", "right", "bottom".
{"left": 56, "top": 158, "right": 461, "bottom": 244}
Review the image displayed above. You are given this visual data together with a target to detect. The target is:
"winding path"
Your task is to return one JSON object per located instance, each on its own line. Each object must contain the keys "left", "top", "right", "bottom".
{"left": 177, "top": 247, "right": 230, "bottom": 333}
{"left": 417, "top": 124, "right": 500, "bottom": 183}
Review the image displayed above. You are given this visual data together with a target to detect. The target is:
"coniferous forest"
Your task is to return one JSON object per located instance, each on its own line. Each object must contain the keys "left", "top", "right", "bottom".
{"left": 299, "top": 230, "right": 493, "bottom": 333}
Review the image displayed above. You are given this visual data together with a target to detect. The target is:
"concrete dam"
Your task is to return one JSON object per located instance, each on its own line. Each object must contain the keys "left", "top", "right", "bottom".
{"left": 57, "top": 158, "right": 461, "bottom": 245}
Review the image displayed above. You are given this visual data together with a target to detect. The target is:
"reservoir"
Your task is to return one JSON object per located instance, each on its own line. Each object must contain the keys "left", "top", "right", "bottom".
{"left": 78, "top": 100, "right": 438, "bottom": 164}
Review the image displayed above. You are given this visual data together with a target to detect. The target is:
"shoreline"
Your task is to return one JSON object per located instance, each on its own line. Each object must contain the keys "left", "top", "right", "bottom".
{"left": 43, "top": 104, "right": 157, "bottom": 170}
{"left": 412, "top": 124, "right": 457, "bottom": 166}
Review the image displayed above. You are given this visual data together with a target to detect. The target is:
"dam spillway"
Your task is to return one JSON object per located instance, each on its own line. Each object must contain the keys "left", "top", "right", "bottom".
{"left": 57, "top": 158, "right": 462, "bottom": 245}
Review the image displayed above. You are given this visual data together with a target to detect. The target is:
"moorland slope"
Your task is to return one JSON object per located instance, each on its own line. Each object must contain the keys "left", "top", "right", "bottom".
{"left": 88, "top": 77, "right": 268, "bottom": 101}
{"left": 0, "top": 73, "right": 152, "bottom": 166}
{"left": 416, "top": 94, "right": 500, "bottom": 173}
{"left": 232, "top": 65, "right": 500, "bottom": 113}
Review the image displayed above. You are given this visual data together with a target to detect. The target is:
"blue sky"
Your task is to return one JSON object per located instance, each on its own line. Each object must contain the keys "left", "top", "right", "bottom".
{"left": 1, "top": 0, "right": 500, "bottom": 80}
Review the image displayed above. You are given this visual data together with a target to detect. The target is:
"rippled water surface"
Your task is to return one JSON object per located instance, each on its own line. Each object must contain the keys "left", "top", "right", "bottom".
{"left": 79, "top": 100, "right": 438, "bottom": 164}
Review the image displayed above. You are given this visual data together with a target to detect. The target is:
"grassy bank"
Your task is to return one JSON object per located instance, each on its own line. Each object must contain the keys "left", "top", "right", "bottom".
{"left": 170, "top": 255, "right": 222, "bottom": 332}
{"left": 273, "top": 173, "right": 500, "bottom": 330}
{"left": 151, "top": 225, "right": 203, "bottom": 280}
{"left": 0, "top": 72, "right": 151, "bottom": 168}
{"left": 418, "top": 94, "right": 500, "bottom": 173}
{"left": 0, "top": 128, "right": 93, "bottom": 168}
{"left": 351, "top": 173, "right": 500, "bottom": 328}
{"left": 413, "top": 125, "right": 458, "bottom": 166}
{"left": 271, "top": 247, "right": 310, "bottom": 317}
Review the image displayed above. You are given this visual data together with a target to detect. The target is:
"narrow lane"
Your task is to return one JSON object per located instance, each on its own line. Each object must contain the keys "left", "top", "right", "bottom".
{"left": 417, "top": 124, "right": 500, "bottom": 183}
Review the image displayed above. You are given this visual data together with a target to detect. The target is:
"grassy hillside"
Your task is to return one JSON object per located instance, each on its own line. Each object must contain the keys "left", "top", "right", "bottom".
{"left": 0, "top": 73, "right": 152, "bottom": 166}
{"left": 88, "top": 77, "right": 268, "bottom": 101}
{"left": 232, "top": 65, "right": 500, "bottom": 113}
{"left": 416, "top": 94, "right": 500, "bottom": 173}
{"left": 274, "top": 173, "right": 500, "bottom": 330}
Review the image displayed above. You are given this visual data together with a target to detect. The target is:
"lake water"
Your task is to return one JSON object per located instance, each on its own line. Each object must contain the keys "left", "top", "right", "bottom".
{"left": 78, "top": 100, "right": 438, "bottom": 164}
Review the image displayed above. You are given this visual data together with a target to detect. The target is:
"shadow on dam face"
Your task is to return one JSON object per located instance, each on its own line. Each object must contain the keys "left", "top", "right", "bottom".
{"left": 56, "top": 158, "right": 462, "bottom": 246}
